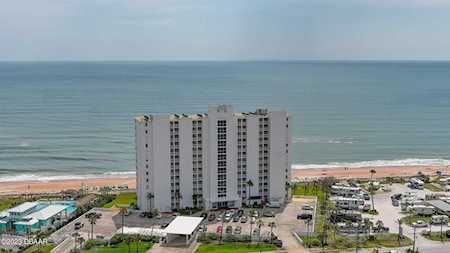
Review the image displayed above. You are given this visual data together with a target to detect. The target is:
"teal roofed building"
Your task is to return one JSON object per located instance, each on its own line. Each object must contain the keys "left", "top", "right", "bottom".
{"left": 0, "top": 201, "right": 77, "bottom": 234}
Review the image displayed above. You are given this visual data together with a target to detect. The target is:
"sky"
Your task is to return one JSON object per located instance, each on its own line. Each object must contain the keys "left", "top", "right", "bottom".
{"left": 1, "top": 0, "right": 450, "bottom": 61}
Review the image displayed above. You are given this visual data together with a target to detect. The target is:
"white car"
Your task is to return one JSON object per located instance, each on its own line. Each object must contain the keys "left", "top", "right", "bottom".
{"left": 302, "top": 204, "right": 314, "bottom": 210}
{"left": 413, "top": 220, "right": 428, "bottom": 227}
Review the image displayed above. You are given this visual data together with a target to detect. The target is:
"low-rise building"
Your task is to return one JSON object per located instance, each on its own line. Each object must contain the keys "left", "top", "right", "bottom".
{"left": 0, "top": 201, "right": 76, "bottom": 234}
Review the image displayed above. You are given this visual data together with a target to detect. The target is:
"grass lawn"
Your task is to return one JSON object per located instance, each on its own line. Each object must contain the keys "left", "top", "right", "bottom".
{"left": 84, "top": 242, "right": 153, "bottom": 253}
{"left": 21, "top": 244, "right": 55, "bottom": 253}
{"left": 196, "top": 243, "right": 276, "bottom": 253}
{"left": 103, "top": 192, "right": 137, "bottom": 208}
{"left": 301, "top": 233, "right": 412, "bottom": 249}
{"left": 0, "top": 196, "right": 25, "bottom": 211}
{"left": 423, "top": 232, "right": 450, "bottom": 241}
{"left": 400, "top": 214, "right": 432, "bottom": 226}
{"left": 292, "top": 183, "right": 327, "bottom": 233}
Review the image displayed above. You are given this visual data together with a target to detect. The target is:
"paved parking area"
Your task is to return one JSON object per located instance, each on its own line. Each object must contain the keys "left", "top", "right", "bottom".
{"left": 113, "top": 209, "right": 175, "bottom": 229}
{"left": 275, "top": 197, "right": 315, "bottom": 253}
{"left": 49, "top": 208, "right": 120, "bottom": 244}
{"left": 205, "top": 209, "right": 276, "bottom": 239}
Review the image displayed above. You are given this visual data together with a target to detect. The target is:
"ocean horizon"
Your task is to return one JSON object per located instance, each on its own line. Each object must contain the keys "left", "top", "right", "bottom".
{"left": 1, "top": 61, "right": 450, "bottom": 182}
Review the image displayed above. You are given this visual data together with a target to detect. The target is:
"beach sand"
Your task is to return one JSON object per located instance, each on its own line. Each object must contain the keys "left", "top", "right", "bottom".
{"left": 291, "top": 165, "right": 450, "bottom": 181}
{"left": 0, "top": 177, "right": 136, "bottom": 195}
{"left": 1, "top": 165, "right": 449, "bottom": 195}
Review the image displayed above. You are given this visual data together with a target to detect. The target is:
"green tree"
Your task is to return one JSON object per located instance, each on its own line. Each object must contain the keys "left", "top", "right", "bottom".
{"left": 120, "top": 207, "right": 127, "bottom": 236}
{"left": 86, "top": 212, "right": 101, "bottom": 240}
{"left": 147, "top": 192, "right": 154, "bottom": 213}
{"left": 246, "top": 180, "right": 254, "bottom": 206}
{"left": 369, "top": 169, "right": 377, "bottom": 211}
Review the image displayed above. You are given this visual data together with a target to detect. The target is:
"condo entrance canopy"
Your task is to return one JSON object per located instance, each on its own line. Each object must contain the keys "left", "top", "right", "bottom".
{"left": 163, "top": 216, "right": 204, "bottom": 235}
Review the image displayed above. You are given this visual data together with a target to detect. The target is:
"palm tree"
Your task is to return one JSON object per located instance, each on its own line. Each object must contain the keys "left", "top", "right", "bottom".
{"left": 87, "top": 212, "right": 101, "bottom": 240}
{"left": 192, "top": 193, "right": 198, "bottom": 208}
{"left": 77, "top": 236, "right": 85, "bottom": 250}
{"left": 396, "top": 219, "right": 403, "bottom": 242}
{"left": 246, "top": 180, "right": 254, "bottom": 206}
{"left": 268, "top": 222, "right": 276, "bottom": 244}
{"left": 375, "top": 220, "right": 384, "bottom": 234}
{"left": 175, "top": 192, "right": 183, "bottom": 210}
{"left": 249, "top": 220, "right": 254, "bottom": 243}
{"left": 72, "top": 232, "right": 80, "bottom": 251}
{"left": 256, "top": 219, "right": 264, "bottom": 243}
{"left": 369, "top": 169, "right": 377, "bottom": 211}
{"left": 126, "top": 236, "right": 133, "bottom": 253}
{"left": 135, "top": 234, "right": 141, "bottom": 253}
{"left": 147, "top": 192, "right": 154, "bottom": 212}
{"left": 364, "top": 219, "right": 373, "bottom": 238}
{"left": 120, "top": 207, "right": 127, "bottom": 236}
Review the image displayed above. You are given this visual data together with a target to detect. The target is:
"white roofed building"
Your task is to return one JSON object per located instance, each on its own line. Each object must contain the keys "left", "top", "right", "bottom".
{"left": 162, "top": 216, "right": 204, "bottom": 246}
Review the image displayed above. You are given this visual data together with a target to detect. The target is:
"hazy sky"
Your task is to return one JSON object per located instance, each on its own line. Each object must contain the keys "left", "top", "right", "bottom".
{"left": 1, "top": 0, "right": 450, "bottom": 61}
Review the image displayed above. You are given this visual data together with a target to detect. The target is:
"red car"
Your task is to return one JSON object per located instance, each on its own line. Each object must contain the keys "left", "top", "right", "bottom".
{"left": 216, "top": 226, "right": 223, "bottom": 234}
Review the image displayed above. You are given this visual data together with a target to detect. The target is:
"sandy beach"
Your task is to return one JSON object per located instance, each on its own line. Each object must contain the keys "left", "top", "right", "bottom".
{"left": 0, "top": 177, "right": 136, "bottom": 195}
{"left": 291, "top": 165, "right": 450, "bottom": 181}
{"left": 1, "top": 165, "right": 450, "bottom": 195}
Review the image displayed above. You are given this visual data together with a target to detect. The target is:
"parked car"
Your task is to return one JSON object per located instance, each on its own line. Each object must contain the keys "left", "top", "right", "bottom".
{"left": 446, "top": 229, "right": 450, "bottom": 238}
{"left": 208, "top": 213, "right": 216, "bottom": 221}
{"left": 413, "top": 220, "right": 428, "bottom": 227}
{"left": 272, "top": 239, "right": 283, "bottom": 247}
{"left": 266, "top": 201, "right": 281, "bottom": 208}
{"left": 74, "top": 222, "right": 84, "bottom": 230}
{"left": 233, "top": 216, "right": 240, "bottom": 222}
{"left": 361, "top": 204, "right": 371, "bottom": 212}
{"left": 224, "top": 216, "right": 232, "bottom": 222}
{"left": 237, "top": 209, "right": 244, "bottom": 217}
{"left": 216, "top": 226, "right": 223, "bottom": 234}
{"left": 302, "top": 204, "right": 313, "bottom": 210}
{"left": 234, "top": 226, "right": 242, "bottom": 234}
{"left": 226, "top": 226, "right": 233, "bottom": 234}
{"left": 263, "top": 211, "right": 275, "bottom": 217}
{"left": 297, "top": 212, "right": 313, "bottom": 220}
{"left": 240, "top": 216, "right": 248, "bottom": 223}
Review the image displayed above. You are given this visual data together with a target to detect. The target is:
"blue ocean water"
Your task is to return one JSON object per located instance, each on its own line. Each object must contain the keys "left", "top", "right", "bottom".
{"left": 1, "top": 61, "right": 450, "bottom": 181}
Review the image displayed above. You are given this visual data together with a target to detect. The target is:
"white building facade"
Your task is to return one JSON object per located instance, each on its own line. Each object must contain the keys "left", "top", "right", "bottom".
{"left": 135, "top": 105, "right": 291, "bottom": 212}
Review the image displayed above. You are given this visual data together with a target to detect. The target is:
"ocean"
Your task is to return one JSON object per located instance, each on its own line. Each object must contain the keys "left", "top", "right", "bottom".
{"left": 1, "top": 61, "right": 450, "bottom": 182}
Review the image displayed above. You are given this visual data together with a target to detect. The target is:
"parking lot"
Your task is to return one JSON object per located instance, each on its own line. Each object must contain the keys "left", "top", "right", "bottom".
{"left": 49, "top": 208, "right": 120, "bottom": 244}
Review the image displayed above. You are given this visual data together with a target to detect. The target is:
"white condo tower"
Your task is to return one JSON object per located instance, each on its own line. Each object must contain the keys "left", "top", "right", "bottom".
{"left": 135, "top": 105, "right": 291, "bottom": 212}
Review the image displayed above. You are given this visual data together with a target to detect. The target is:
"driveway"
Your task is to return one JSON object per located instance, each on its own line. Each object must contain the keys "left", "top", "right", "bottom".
{"left": 274, "top": 197, "right": 314, "bottom": 253}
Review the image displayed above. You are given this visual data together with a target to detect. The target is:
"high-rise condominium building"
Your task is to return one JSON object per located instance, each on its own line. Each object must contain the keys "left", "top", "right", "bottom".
{"left": 135, "top": 105, "right": 291, "bottom": 212}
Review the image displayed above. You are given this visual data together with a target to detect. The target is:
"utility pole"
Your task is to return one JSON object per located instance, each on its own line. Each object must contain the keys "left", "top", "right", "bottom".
{"left": 412, "top": 225, "right": 417, "bottom": 252}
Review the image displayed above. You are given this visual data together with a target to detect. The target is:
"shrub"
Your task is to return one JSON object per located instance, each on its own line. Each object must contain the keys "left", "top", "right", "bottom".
{"left": 110, "top": 235, "right": 124, "bottom": 245}
{"left": 83, "top": 239, "right": 103, "bottom": 250}
{"left": 308, "top": 238, "right": 321, "bottom": 247}
{"left": 197, "top": 233, "right": 218, "bottom": 242}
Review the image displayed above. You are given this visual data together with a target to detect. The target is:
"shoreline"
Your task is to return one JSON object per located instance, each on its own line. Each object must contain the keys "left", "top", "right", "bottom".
{"left": 1, "top": 165, "right": 450, "bottom": 195}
